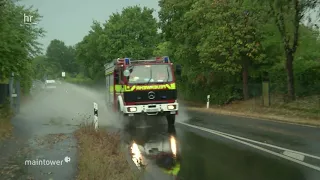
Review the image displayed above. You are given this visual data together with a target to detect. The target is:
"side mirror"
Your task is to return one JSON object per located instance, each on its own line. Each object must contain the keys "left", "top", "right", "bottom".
{"left": 175, "top": 65, "right": 182, "bottom": 76}
{"left": 123, "top": 69, "right": 130, "bottom": 77}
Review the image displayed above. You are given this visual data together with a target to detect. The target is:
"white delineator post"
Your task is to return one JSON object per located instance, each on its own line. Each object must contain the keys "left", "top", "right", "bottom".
{"left": 93, "top": 102, "right": 98, "bottom": 131}
{"left": 206, "top": 95, "right": 210, "bottom": 109}
{"left": 62, "top": 71, "right": 67, "bottom": 93}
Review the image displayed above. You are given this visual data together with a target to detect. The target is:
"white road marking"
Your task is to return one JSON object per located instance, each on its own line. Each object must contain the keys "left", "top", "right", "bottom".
{"left": 178, "top": 122, "right": 320, "bottom": 172}
{"left": 283, "top": 150, "right": 305, "bottom": 161}
{"left": 178, "top": 121, "right": 320, "bottom": 160}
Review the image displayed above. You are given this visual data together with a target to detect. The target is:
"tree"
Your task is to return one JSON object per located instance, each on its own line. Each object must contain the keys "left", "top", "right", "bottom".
{"left": 0, "top": 0, "right": 44, "bottom": 92}
{"left": 190, "top": 0, "right": 266, "bottom": 100}
{"left": 159, "top": 0, "right": 205, "bottom": 84}
{"left": 260, "top": 0, "right": 320, "bottom": 101}
{"left": 75, "top": 21, "right": 106, "bottom": 79}
{"left": 159, "top": 0, "right": 266, "bottom": 100}
{"left": 102, "top": 6, "right": 159, "bottom": 60}
{"left": 31, "top": 55, "right": 49, "bottom": 80}
{"left": 75, "top": 6, "right": 159, "bottom": 81}
{"left": 45, "top": 39, "right": 78, "bottom": 77}
{"left": 153, "top": 41, "right": 173, "bottom": 57}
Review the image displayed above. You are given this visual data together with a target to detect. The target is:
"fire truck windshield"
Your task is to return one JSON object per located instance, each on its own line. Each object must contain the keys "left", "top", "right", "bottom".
{"left": 128, "top": 64, "right": 173, "bottom": 84}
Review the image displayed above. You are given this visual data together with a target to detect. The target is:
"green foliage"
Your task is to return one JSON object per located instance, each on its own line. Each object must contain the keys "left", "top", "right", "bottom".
{"left": 30, "top": 39, "right": 78, "bottom": 81}
{"left": 75, "top": 21, "right": 107, "bottom": 80}
{"left": 255, "top": 0, "right": 320, "bottom": 100}
{"left": 153, "top": 41, "right": 173, "bottom": 57}
{"left": 102, "top": 6, "right": 159, "bottom": 59}
{"left": 74, "top": 6, "right": 159, "bottom": 82}
{"left": 33, "top": 6, "right": 160, "bottom": 86}
{"left": 65, "top": 73, "right": 94, "bottom": 85}
{"left": 158, "top": 0, "right": 320, "bottom": 104}
{"left": 0, "top": 0, "right": 44, "bottom": 94}
{"left": 45, "top": 39, "right": 78, "bottom": 77}
{"left": 194, "top": 0, "right": 266, "bottom": 74}
{"left": 18, "top": 1, "right": 318, "bottom": 106}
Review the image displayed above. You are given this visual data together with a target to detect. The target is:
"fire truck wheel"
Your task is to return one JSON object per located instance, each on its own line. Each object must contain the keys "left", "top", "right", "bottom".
{"left": 166, "top": 115, "right": 175, "bottom": 126}
{"left": 118, "top": 103, "right": 124, "bottom": 121}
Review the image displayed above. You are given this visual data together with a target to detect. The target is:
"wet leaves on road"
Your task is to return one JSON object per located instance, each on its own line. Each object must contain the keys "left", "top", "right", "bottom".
{"left": 0, "top": 146, "right": 34, "bottom": 180}
{"left": 33, "top": 133, "right": 70, "bottom": 149}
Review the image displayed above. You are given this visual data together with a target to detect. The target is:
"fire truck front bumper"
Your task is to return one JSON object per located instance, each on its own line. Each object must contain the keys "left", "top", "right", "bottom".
{"left": 123, "top": 103, "right": 179, "bottom": 116}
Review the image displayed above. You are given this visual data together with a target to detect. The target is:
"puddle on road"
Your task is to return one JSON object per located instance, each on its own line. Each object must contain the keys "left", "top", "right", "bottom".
{"left": 42, "top": 115, "right": 83, "bottom": 128}
{"left": 124, "top": 124, "right": 319, "bottom": 180}
{"left": 177, "top": 129, "right": 313, "bottom": 180}
{"left": 246, "top": 130, "right": 305, "bottom": 146}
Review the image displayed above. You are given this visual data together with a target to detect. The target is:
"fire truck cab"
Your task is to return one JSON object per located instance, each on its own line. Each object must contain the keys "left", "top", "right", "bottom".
{"left": 104, "top": 56, "right": 181, "bottom": 125}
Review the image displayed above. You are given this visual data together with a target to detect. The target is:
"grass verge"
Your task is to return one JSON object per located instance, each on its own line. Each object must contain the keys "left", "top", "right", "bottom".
{"left": 74, "top": 123, "right": 139, "bottom": 180}
{"left": 0, "top": 104, "right": 13, "bottom": 141}
{"left": 181, "top": 95, "right": 320, "bottom": 127}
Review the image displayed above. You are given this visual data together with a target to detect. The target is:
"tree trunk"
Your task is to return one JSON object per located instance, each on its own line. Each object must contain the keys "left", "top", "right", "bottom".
{"left": 285, "top": 52, "right": 295, "bottom": 101}
{"left": 242, "top": 64, "right": 249, "bottom": 100}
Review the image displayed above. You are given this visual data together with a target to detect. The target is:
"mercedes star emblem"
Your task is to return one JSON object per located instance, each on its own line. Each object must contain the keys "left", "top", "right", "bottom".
{"left": 148, "top": 91, "right": 155, "bottom": 100}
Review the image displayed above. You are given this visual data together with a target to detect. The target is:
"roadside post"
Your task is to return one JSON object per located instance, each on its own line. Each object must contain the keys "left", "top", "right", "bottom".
{"left": 9, "top": 72, "right": 14, "bottom": 111}
{"left": 207, "top": 95, "right": 210, "bottom": 109}
{"left": 9, "top": 72, "right": 20, "bottom": 114}
{"left": 262, "top": 72, "right": 270, "bottom": 107}
{"left": 62, "top": 72, "right": 65, "bottom": 81}
{"left": 15, "top": 80, "right": 20, "bottom": 113}
{"left": 93, "top": 102, "right": 98, "bottom": 131}
{"left": 62, "top": 71, "right": 66, "bottom": 92}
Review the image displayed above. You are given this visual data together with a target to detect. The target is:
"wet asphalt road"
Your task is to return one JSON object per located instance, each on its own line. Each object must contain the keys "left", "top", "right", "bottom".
{"left": 124, "top": 106, "right": 320, "bottom": 180}
{"left": 1, "top": 83, "right": 319, "bottom": 180}
{"left": 0, "top": 83, "right": 113, "bottom": 180}
{"left": 124, "top": 117, "right": 320, "bottom": 180}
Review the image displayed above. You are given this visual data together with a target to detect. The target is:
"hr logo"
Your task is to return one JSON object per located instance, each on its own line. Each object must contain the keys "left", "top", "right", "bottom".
{"left": 23, "top": 13, "right": 37, "bottom": 25}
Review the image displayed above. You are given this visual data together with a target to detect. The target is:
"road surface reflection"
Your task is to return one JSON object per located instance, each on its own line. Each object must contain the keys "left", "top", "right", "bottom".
{"left": 125, "top": 124, "right": 181, "bottom": 177}
{"left": 124, "top": 124, "right": 313, "bottom": 180}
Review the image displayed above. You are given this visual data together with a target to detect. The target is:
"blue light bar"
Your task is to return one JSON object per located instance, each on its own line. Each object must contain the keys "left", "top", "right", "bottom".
{"left": 124, "top": 58, "right": 130, "bottom": 65}
{"left": 163, "top": 56, "right": 169, "bottom": 63}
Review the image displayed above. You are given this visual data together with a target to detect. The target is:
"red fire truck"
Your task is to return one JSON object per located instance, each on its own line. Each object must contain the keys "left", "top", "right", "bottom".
{"left": 104, "top": 56, "right": 181, "bottom": 125}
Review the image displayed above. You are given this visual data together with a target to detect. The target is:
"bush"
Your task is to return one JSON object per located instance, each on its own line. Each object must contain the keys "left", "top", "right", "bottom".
{"left": 0, "top": 99, "right": 13, "bottom": 140}
{"left": 65, "top": 73, "right": 94, "bottom": 85}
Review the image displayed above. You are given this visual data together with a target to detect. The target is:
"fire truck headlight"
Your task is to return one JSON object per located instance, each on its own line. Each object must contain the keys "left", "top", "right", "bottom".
{"left": 128, "top": 107, "right": 137, "bottom": 112}
{"left": 167, "top": 105, "right": 175, "bottom": 110}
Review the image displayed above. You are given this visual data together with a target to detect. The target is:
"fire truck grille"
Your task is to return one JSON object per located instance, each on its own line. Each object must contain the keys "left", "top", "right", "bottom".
{"left": 124, "top": 90, "right": 177, "bottom": 103}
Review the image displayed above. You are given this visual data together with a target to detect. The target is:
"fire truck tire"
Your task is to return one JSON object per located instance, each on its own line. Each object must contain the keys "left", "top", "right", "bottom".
{"left": 118, "top": 103, "right": 124, "bottom": 121}
{"left": 166, "top": 115, "right": 175, "bottom": 126}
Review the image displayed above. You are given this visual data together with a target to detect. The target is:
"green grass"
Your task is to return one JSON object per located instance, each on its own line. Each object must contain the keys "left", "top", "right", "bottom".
{"left": 0, "top": 105, "right": 13, "bottom": 141}
{"left": 182, "top": 94, "right": 320, "bottom": 126}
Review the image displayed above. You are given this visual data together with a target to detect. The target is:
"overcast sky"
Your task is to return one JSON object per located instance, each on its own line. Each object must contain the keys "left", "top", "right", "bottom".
{"left": 21, "top": 0, "right": 160, "bottom": 52}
